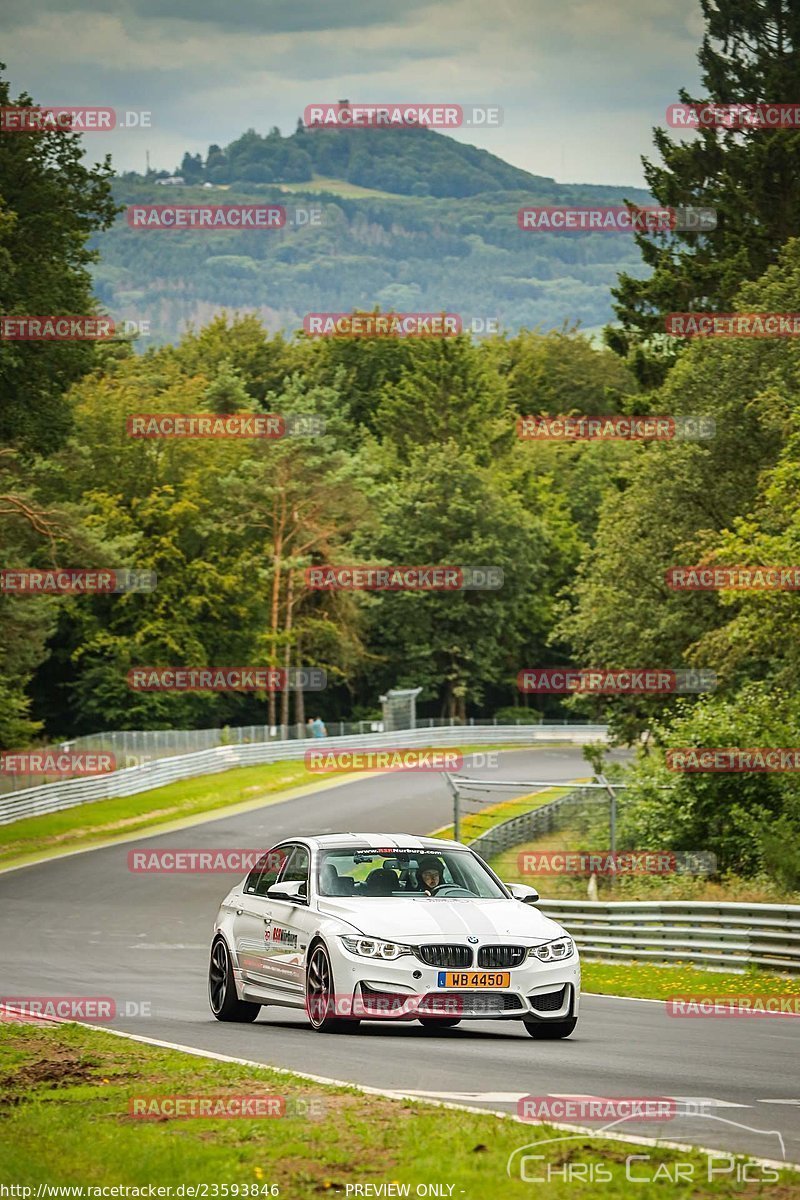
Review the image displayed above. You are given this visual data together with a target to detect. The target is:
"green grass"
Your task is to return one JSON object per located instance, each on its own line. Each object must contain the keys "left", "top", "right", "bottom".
{"left": 1, "top": 1023, "right": 796, "bottom": 1192}
{"left": 432, "top": 783, "right": 585, "bottom": 844}
{"left": 582, "top": 960, "right": 800, "bottom": 1001}
{"left": 0, "top": 760, "right": 325, "bottom": 871}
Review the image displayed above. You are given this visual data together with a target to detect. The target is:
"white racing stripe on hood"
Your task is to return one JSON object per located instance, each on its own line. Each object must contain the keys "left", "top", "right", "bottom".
{"left": 315, "top": 897, "right": 566, "bottom": 941}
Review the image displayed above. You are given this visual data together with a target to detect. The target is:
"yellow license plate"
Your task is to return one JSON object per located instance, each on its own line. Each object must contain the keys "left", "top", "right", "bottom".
{"left": 438, "top": 971, "right": 510, "bottom": 988}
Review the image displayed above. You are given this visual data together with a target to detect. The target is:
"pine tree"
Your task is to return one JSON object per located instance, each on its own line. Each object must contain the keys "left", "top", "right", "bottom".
{"left": 609, "top": 0, "right": 800, "bottom": 383}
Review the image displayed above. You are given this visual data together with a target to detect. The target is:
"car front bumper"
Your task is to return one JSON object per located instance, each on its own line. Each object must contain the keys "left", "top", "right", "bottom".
{"left": 330, "top": 947, "right": 581, "bottom": 1022}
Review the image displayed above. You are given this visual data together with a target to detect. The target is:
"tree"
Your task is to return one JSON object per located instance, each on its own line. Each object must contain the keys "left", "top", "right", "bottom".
{"left": 172, "top": 315, "right": 301, "bottom": 406}
{"left": 616, "top": 684, "right": 800, "bottom": 882}
{"left": 610, "top": 0, "right": 800, "bottom": 381}
{"left": 493, "top": 327, "right": 638, "bottom": 417}
{"left": 374, "top": 335, "right": 512, "bottom": 465}
{"left": 0, "top": 450, "right": 63, "bottom": 744}
{"left": 355, "top": 442, "right": 567, "bottom": 720}
{"left": 203, "top": 359, "right": 257, "bottom": 414}
{"left": 180, "top": 152, "right": 204, "bottom": 182}
{"left": 220, "top": 374, "right": 369, "bottom": 728}
{"left": 37, "top": 358, "right": 268, "bottom": 733}
{"left": 560, "top": 240, "right": 800, "bottom": 741}
{"left": 0, "top": 65, "right": 119, "bottom": 452}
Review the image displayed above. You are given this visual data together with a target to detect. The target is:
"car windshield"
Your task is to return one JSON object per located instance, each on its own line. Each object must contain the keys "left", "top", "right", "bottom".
{"left": 316, "top": 847, "right": 507, "bottom": 898}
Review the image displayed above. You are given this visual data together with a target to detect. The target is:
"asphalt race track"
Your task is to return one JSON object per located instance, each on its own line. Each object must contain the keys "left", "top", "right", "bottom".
{"left": 1, "top": 747, "right": 798, "bottom": 1166}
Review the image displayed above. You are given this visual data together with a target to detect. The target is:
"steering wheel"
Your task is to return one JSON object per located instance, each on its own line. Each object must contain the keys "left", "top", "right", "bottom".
{"left": 428, "top": 884, "right": 473, "bottom": 897}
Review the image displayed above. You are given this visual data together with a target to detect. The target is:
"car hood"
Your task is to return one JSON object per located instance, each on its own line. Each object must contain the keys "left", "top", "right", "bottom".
{"left": 315, "top": 897, "right": 567, "bottom": 943}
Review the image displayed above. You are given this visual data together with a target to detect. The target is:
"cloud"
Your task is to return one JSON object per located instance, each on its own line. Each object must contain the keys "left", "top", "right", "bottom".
{"left": 0, "top": 0, "right": 435, "bottom": 33}
{"left": 0, "top": 0, "right": 705, "bottom": 183}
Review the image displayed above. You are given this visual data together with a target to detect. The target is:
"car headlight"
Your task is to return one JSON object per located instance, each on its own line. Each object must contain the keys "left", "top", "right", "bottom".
{"left": 340, "top": 936, "right": 413, "bottom": 960}
{"left": 528, "top": 937, "right": 574, "bottom": 962}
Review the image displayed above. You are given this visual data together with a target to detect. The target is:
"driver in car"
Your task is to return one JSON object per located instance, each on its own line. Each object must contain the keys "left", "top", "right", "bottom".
{"left": 415, "top": 854, "right": 446, "bottom": 895}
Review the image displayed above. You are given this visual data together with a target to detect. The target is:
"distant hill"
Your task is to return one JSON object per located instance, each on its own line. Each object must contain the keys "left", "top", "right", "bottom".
{"left": 94, "top": 123, "right": 653, "bottom": 345}
{"left": 169, "top": 122, "right": 553, "bottom": 198}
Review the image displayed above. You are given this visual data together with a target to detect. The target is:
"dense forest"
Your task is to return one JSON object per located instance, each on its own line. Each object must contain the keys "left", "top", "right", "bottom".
{"left": 93, "top": 129, "right": 654, "bottom": 344}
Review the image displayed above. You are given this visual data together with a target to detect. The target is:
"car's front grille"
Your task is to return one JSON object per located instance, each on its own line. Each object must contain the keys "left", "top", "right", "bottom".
{"left": 529, "top": 985, "right": 567, "bottom": 1012}
{"left": 477, "top": 945, "right": 526, "bottom": 969}
{"left": 419, "top": 992, "right": 523, "bottom": 1017}
{"left": 416, "top": 944, "right": 473, "bottom": 968}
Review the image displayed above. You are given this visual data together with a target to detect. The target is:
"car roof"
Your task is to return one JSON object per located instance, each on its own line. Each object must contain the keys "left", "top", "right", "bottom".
{"left": 288, "top": 833, "right": 466, "bottom": 852}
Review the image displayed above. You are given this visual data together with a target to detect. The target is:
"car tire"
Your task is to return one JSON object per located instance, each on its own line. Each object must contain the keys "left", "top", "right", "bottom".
{"left": 209, "top": 937, "right": 261, "bottom": 1022}
{"left": 418, "top": 1018, "right": 461, "bottom": 1029}
{"left": 523, "top": 1016, "right": 577, "bottom": 1039}
{"left": 306, "top": 942, "right": 358, "bottom": 1033}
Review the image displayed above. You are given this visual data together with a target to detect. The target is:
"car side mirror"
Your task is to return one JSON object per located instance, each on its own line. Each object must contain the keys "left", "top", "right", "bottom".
{"left": 267, "top": 880, "right": 308, "bottom": 904}
{"left": 506, "top": 882, "right": 539, "bottom": 905}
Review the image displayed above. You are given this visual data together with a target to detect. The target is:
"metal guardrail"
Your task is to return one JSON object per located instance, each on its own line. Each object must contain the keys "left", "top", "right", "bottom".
{"left": 541, "top": 898, "right": 800, "bottom": 974}
{"left": 0, "top": 724, "right": 609, "bottom": 826}
{"left": 0, "top": 716, "right": 597, "bottom": 794}
{"left": 468, "top": 789, "right": 800, "bottom": 974}
{"left": 468, "top": 787, "right": 592, "bottom": 859}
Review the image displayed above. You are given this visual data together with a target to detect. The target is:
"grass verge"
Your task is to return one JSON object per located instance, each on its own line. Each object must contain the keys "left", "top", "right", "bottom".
{"left": 0, "top": 1022, "right": 796, "bottom": 1193}
{"left": 0, "top": 761, "right": 321, "bottom": 872}
{"left": 432, "top": 783, "right": 582, "bottom": 843}
{"left": 582, "top": 960, "right": 800, "bottom": 1001}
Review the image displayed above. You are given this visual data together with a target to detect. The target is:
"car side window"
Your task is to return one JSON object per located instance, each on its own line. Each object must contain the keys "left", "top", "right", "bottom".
{"left": 245, "top": 849, "right": 284, "bottom": 897}
{"left": 281, "top": 845, "right": 310, "bottom": 889}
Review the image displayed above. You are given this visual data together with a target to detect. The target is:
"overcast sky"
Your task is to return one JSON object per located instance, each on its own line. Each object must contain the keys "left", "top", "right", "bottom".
{"left": 1, "top": 0, "right": 705, "bottom": 185}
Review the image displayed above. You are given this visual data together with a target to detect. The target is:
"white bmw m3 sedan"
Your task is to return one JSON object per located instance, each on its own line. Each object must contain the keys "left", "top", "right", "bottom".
{"left": 209, "top": 833, "right": 580, "bottom": 1036}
